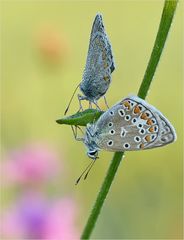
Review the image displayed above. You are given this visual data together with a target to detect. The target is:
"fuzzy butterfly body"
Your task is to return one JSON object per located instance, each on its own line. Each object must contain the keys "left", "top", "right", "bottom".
{"left": 79, "top": 13, "right": 115, "bottom": 103}
{"left": 84, "top": 96, "right": 176, "bottom": 159}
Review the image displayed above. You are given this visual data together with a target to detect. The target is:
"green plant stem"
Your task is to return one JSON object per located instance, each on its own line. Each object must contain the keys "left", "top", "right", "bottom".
{"left": 81, "top": 152, "right": 124, "bottom": 239}
{"left": 138, "top": 0, "right": 178, "bottom": 99}
{"left": 81, "top": 1, "right": 178, "bottom": 239}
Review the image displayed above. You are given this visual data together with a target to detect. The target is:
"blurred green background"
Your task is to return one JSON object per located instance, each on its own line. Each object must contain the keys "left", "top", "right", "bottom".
{"left": 1, "top": 1, "right": 183, "bottom": 239}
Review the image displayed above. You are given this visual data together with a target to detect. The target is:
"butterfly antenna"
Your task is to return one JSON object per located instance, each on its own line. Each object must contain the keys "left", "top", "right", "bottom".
{"left": 64, "top": 83, "right": 80, "bottom": 115}
{"left": 84, "top": 159, "right": 96, "bottom": 180}
{"left": 75, "top": 160, "right": 94, "bottom": 185}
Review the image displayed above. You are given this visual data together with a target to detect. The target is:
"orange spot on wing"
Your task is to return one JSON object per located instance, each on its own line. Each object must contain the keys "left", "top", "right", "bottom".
{"left": 134, "top": 105, "right": 141, "bottom": 114}
{"left": 140, "top": 143, "right": 144, "bottom": 149}
{"left": 141, "top": 113, "right": 148, "bottom": 120}
{"left": 104, "top": 62, "right": 108, "bottom": 68}
{"left": 149, "top": 126, "right": 154, "bottom": 132}
{"left": 102, "top": 51, "right": 106, "bottom": 60}
{"left": 145, "top": 135, "right": 151, "bottom": 142}
{"left": 123, "top": 101, "right": 131, "bottom": 110}
{"left": 103, "top": 76, "right": 109, "bottom": 81}
{"left": 147, "top": 119, "right": 153, "bottom": 125}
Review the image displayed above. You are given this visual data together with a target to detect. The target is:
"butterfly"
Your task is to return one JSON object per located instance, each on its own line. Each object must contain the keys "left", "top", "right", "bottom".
{"left": 65, "top": 13, "right": 115, "bottom": 115}
{"left": 79, "top": 13, "right": 115, "bottom": 109}
{"left": 81, "top": 95, "right": 177, "bottom": 159}
{"left": 74, "top": 95, "right": 177, "bottom": 184}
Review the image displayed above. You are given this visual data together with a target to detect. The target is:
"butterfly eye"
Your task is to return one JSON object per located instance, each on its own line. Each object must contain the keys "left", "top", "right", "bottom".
{"left": 88, "top": 150, "right": 98, "bottom": 159}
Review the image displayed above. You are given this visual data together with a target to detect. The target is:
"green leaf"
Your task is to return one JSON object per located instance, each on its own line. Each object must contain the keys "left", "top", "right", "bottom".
{"left": 56, "top": 109, "right": 104, "bottom": 126}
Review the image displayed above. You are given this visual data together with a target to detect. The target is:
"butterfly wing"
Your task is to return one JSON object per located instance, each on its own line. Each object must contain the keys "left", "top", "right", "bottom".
{"left": 95, "top": 96, "right": 176, "bottom": 151}
{"left": 148, "top": 111, "right": 177, "bottom": 148}
{"left": 80, "top": 14, "right": 115, "bottom": 101}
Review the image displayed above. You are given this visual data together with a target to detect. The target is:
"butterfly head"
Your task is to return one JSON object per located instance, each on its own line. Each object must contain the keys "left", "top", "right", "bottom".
{"left": 84, "top": 124, "right": 99, "bottom": 160}
{"left": 87, "top": 149, "right": 99, "bottom": 160}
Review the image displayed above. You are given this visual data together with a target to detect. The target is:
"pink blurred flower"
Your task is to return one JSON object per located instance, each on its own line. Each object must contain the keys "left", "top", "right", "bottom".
{"left": 2, "top": 143, "right": 61, "bottom": 185}
{"left": 1, "top": 192, "right": 79, "bottom": 240}
{"left": 45, "top": 198, "right": 79, "bottom": 239}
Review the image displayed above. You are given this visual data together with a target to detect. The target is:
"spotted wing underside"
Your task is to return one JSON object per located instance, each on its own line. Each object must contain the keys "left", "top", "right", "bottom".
{"left": 95, "top": 96, "right": 176, "bottom": 151}
{"left": 82, "top": 14, "right": 115, "bottom": 87}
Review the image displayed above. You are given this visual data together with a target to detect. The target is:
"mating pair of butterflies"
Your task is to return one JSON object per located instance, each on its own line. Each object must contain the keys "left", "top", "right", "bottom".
{"left": 66, "top": 14, "right": 176, "bottom": 163}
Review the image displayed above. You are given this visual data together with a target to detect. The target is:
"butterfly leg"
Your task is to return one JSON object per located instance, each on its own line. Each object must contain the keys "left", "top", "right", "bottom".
{"left": 76, "top": 125, "right": 84, "bottom": 135}
{"left": 104, "top": 96, "right": 109, "bottom": 109}
{"left": 93, "top": 100, "right": 101, "bottom": 110}
{"left": 77, "top": 94, "right": 85, "bottom": 112}
{"left": 71, "top": 125, "right": 84, "bottom": 141}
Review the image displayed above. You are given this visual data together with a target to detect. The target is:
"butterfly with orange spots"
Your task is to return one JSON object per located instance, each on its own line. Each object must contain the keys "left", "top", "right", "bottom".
{"left": 80, "top": 95, "right": 177, "bottom": 160}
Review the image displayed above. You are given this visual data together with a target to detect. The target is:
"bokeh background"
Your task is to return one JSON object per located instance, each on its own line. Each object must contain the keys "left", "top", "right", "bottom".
{"left": 1, "top": 1, "right": 183, "bottom": 239}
